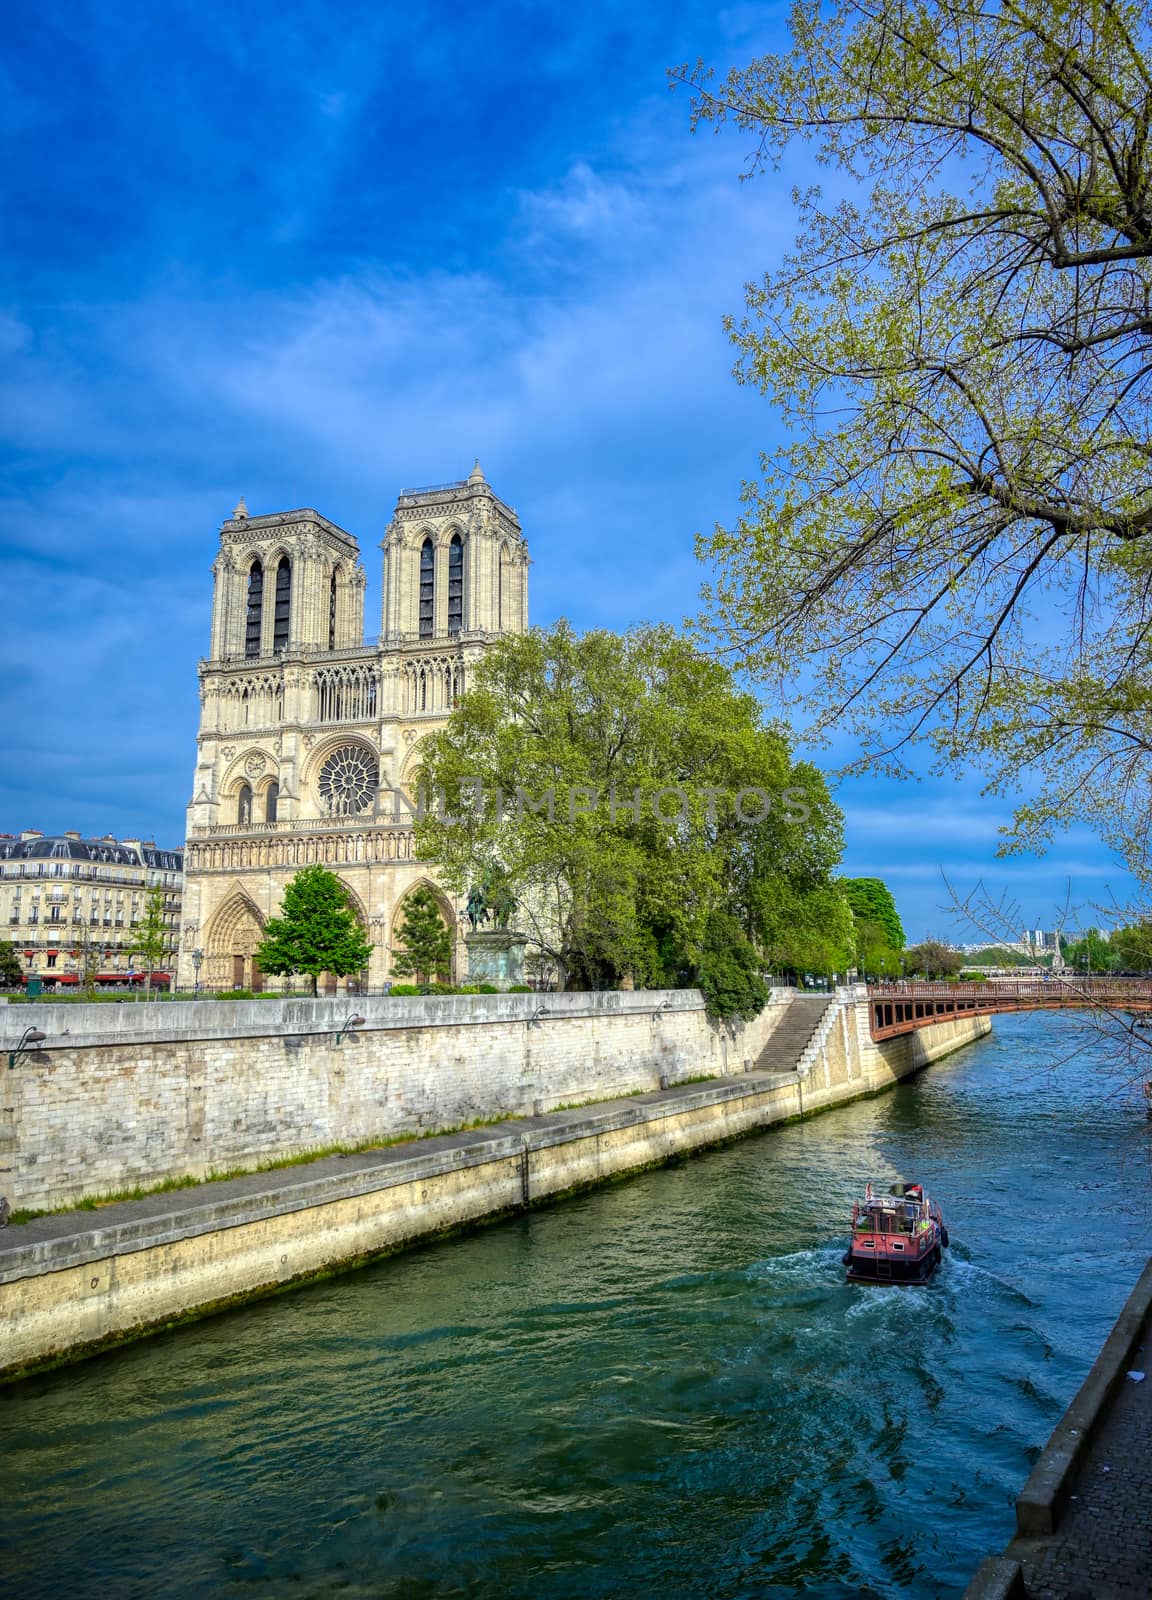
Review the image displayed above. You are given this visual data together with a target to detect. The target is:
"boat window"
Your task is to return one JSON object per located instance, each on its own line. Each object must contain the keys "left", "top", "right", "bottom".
{"left": 892, "top": 1241, "right": 905, "bottom": 1251}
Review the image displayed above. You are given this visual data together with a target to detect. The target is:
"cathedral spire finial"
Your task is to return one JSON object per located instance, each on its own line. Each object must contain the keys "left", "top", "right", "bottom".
{"left": 233, "top": 495, "right": 249, "bottom": 520}
{"left": 468, "top": 459, "right": 485, "bottom": 485}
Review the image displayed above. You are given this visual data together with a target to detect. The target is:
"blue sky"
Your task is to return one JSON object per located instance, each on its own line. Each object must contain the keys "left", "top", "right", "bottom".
{"left": 0, "top": 0, "right": 1136, "bottom": 942}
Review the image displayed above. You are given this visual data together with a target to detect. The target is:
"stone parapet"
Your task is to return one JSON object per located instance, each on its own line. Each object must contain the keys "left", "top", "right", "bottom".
{"left": 0, "top": 1006, "right": 990, "bottom": 1382}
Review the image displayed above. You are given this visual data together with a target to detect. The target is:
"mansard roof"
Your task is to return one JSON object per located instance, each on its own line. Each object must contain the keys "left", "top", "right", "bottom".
{"left": 0, "top": 834, "right": 184, "bottom": 870}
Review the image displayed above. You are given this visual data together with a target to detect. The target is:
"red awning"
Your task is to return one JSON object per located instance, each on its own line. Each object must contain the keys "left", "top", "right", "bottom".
{"left": 23, "top": 949, "right": 34, "bottom": 958}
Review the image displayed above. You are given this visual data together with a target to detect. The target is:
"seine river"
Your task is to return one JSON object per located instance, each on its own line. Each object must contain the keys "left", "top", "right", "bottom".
{"left": 2, "top": 1013, "right": 1150, "bottom": 1599}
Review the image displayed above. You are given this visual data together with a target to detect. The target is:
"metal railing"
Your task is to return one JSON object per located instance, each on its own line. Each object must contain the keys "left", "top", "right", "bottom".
{"left": 396, "top": 480, "right": 469, "bottom": 498}
{"left": 866, "top": 978, "right": 1152, "bottom": 1039}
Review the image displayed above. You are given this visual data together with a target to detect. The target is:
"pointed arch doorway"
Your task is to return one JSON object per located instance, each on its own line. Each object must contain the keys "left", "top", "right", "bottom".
{"left": 204, "top": 892, "right": 266, "bottom": 991}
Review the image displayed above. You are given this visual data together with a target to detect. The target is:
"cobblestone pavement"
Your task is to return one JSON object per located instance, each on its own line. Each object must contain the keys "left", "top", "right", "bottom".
{"left": 1017, "top": 1319, "right": 1152, "bottom": 1600}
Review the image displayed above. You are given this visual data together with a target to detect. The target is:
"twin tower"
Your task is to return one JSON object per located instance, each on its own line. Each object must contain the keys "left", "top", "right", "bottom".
{"left": 178, "top": 465, "right": 530, "bottom": 992}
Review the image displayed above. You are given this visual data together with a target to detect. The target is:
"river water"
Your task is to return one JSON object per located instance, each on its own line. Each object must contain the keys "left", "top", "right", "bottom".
{"left": 2, "top": 1013, "right": 1151, "bottom": 1600}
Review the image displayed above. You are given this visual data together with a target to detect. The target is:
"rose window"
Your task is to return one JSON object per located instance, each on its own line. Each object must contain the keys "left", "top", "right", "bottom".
{"left": 318, "top": 745, "right": 378, "bottom": 816}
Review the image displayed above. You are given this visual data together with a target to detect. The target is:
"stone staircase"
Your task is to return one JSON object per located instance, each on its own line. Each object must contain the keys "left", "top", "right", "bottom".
{"left": 751, "top": 995, "right": 837, "bottom": 1076}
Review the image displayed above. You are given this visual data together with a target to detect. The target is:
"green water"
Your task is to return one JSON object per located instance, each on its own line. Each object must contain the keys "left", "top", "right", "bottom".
{"left": 2, "top": 1014, "right": 1150, "bottom": 1599}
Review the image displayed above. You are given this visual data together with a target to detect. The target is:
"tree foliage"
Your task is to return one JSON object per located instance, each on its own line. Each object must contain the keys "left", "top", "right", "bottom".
{"left": 903, "top": 939, "right": 964, "bottom": 979}
{"left": 391, "top": 887, "right": 453, "bottom": 985}
{"left": 680, "top": 0, "right": 1152, "bottom": 876}
{"left": 1061, "top": 925, "right": 1119, "bottom": 972}
{"left": 1110, "top": 920, "right": 1152, "bottom": 971}
{"left": 130, "top": 886, "right": 170, "bottom": 995}
{"left": 696, "top": 911, "right": 771, "bottom": 1021}
{"left": 965, "top": 944, "right": 1045, "bottom": 968}
{"left": 840, "top": 877, "right": 904, "bottom": 975}
{"left": 0, "top": 940, "right": 22, "bottom": 988}
{"left": 256, "top": 865, "right": 372, "bottom": 996}
{"left": 411, "top": 621, "right": 854, "bottom": 1012}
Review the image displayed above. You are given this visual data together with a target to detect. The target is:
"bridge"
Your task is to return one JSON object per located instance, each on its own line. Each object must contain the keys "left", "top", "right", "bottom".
{"left": 866, "top": 979, "right": 1152, "bottom": 1041}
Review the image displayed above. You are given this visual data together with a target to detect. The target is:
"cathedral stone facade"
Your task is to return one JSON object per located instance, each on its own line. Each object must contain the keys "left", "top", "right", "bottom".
{"left": 178, "top": 463, "right": 530, "bottom": 991}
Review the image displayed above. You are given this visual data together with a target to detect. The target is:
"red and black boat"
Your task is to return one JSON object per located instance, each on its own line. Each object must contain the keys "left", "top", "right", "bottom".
{"left": 843, "top": 1182, "right": 949, "bottom": 1285}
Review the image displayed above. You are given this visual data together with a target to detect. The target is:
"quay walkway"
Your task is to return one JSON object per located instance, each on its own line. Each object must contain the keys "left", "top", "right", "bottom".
{"left": 966, "top": 1256, "right": 1152, "bottom": 1600}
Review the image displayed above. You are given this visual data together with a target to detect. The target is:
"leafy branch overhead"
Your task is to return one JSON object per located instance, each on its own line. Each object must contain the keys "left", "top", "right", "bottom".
{"left": 677, "top": 0, "right": 1152, "bottom": 875}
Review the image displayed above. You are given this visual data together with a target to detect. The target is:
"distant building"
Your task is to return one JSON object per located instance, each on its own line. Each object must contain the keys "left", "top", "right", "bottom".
{"left": 0, "top": 830, "right": 183, "bottom": 979}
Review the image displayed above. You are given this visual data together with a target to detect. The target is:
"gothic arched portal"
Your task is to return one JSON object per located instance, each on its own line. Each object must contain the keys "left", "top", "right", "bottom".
{"left": 203, "top": 891, "right": 265, "bottom": 991}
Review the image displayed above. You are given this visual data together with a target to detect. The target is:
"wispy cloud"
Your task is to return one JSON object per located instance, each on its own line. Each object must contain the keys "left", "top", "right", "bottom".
{"left": 0, "top": 0, "right": 1140, "bottom": 937}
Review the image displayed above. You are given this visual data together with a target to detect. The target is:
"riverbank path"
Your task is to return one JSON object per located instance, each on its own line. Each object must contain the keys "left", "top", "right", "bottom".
{"left": 968, "top": 1275, "right": 1152, "bottom": 1600}
{"left": 1018, "top": 1328, "right": 1152, "bottom": 1600}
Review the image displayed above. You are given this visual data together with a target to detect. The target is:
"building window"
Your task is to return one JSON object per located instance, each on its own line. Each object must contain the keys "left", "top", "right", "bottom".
{"left": 317, "top": 744, "right": 379, "bottom": 817}
{"left": 499, "top": 546, "right": 514, "bottom": 631}
{"left": 238, "top": 783, "right": 253, "bottom": 826}
{"left": 329, "top": 570, "right": 338, "bottom": 650}
{"left": 265, "top": 780, "right": 278, "bottom": 824}
{"left": 273, "top": 556, "right": 291, "bottom": 652}
{"left": 47, "top": 953, "right": 57, "bottom": 968}
{"left": 246, "top": 561, "right": 264, "bottom": 656}
{"left": 419, "top": 539, "right": 434, "bottom": 638}
{"left": 448, "top": 533, "right": 463, "bottom": 633}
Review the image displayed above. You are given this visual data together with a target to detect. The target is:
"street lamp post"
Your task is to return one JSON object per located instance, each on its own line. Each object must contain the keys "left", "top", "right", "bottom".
{"left": 335, "top": 1014, "right": 366, "bottom": 1046}
{"left": 192, "top": 947, "right": 204, "bottom": 996}
{"left": 8, "top": 1027, "right": 46, "bottom": 1070}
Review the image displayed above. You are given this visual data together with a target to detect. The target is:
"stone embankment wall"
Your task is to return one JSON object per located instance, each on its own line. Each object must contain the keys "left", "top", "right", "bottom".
{"left": 0, "top": 990, "right": 794, "bottom": 1212}
{"left": 0, "top": 991, "right": 990, "bottom": 1380}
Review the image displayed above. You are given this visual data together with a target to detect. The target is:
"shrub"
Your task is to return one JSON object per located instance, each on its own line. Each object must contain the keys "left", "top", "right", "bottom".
{"left": 697, "top": 912, "right": 770, "bottom": 1022}
{"left": 507, "top": 984, "right": 532, "bottom": 992}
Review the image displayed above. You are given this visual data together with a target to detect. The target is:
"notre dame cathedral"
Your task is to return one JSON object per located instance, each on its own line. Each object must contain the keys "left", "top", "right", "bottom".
{"left": 177, "top": 463, "right": 530, "bottom": 991}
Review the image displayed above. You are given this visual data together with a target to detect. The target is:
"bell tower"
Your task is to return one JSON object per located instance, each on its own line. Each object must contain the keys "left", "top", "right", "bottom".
{"left": 180, "top": 470, "right": 529, "bottom": 994}
{"left": 380, "top": 461, "right": 529, "bottom": 640}
{"left": 208, "top": 501, "right": 367, "bottom": 661}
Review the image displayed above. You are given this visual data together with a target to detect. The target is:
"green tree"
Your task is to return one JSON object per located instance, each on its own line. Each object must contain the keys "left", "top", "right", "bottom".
{"left": 966, "top": 945, "right": 1042, "bottom": 969}
{"left": 1061, "top": 927, "right": 1118, "bottom": 975}
{"left": 696, "top": 910, "right": 770, "bottom": 1022}
{"left": 840, "top": 878, "right": 904, "bottom": 977}
{"left": 411, "top": 621, "right": 851, "bottom": 1015}
{"left": 256, "top": 865, "right": 373, "bottom": 996}
{"left": 681, "top": 1, "right": 1152, "bottom": 878}
{"left": 1110, "top": 922, "right": 1152, "bottom": 973}
{"left": 0, "top": 940, "right": 22, "bottom": 988}
{"left": 903, "top": 940, "right": 964, "bottom": 980}
{"left": 391, "top": 887, "right": 453, "bottom": 985}
{"left": 129, "top": 886, "right": 170, "bottom": 996}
